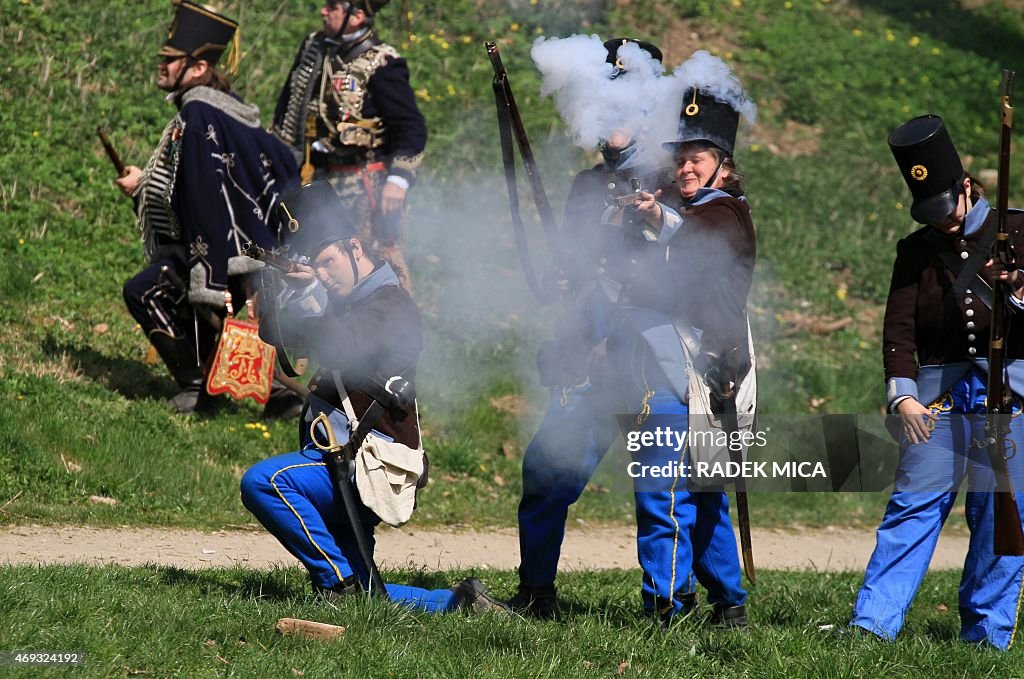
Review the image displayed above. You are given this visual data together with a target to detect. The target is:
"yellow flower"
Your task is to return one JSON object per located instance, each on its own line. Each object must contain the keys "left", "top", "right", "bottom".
{"left": 731, "top": 0, "right": 741, "bottom": 6}
{"left": 447, "top": 84, "right": 456, "bottom": 96}
{"left": 784, "top": 1, "right": 792, "bottom": 8}
{"left": 724, "top": 51, "right": 733, "bottom": 59}
{"left": 510, "top": 22, "right": 520, "bottom": 32}
{"left": 415, "top": 88, "right": 431, "bottom": 102}
{"left": 18, "top": 238, "right": 25, "bottom": 245}
{"left": 858, "top": 340, "right": 869, "bottom": 350}
{"left": 868, "top": 213, "right": 878, "bottom": 222}
{"left": 408, "top": 33, "right": 419, "bottom": 42}
{"left": 836, "top": 288, "right": 847, "bottom": 301}
{"left": 530, "top": 0, "right": 539, "bottom": 4}
{"left": 32, "top": 130, "right": 40, "bottom": 137}
{"left": 460, "top": 35, "right": 472, "bottom": 44}
{"left": 852, "top": 29, "right": 862, "bottom": 37}
{"left": 895, "top": 201, "right": 903, "bottom": 210}
{"left": 262, "top": 431, "right": 271, "bottom": 439}
{"left": 901, "top": 104, "right": 910, "bottom": 113}
{"left": 909, "top": 36, "right": 920, "bottom": 47}
{"left": 931, "top": 47, "right": 941, "bottom": 55}
{"left": 885, "top": 31, "right": 895, "bottom": 42}
{"left": 406, "top": 11, "right": 413, "bottom": 20}
{"left": 920, "top": 74, "right": 930, "bottom": 84}
{"left": 750, "top": 143, "right": 761, "bottom": 152}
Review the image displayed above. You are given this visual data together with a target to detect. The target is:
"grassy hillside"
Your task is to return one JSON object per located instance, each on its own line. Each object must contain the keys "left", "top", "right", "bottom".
{"left": 2, "top": 0, "right": 1023, "bottom": 529}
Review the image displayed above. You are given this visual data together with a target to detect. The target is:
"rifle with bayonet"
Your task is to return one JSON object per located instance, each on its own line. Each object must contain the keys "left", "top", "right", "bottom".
{"left": 96, "top": 126, "right": 128, "bottom": 177}
{"left": 986, "top": 69, "right": 1024, "bottom": 556}
{"left": 486, "top": 41, "right": 563, "bottom": 304}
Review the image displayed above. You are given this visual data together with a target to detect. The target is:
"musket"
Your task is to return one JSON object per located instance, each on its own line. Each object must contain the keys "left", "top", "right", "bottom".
{"left": 243, "top": 241, "right": 311, "bottom": 379}
{"left": 96, "top": 126, "right": 128, "bottom": 177}
{"left": 609, "top": 177, "right": 646, "bottom": 207}
{"left": 986, "top": 69, "right": 1024, "bottom": 556}
{"left": 486, "top": 41, "right": 562, "bottom": 304}
{"left": 242, "top": 241, "right": 305, "bottom": 274}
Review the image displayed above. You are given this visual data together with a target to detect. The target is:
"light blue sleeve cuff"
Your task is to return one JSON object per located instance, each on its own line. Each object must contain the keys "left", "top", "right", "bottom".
{"left": 656, "top": 205, "right": 684, "bottom": 245}
{"left": 886, "top": 377, "right": 918, "bottom": 411}
{"left": 280, "top": 282, "right": 328, "bottom": 319}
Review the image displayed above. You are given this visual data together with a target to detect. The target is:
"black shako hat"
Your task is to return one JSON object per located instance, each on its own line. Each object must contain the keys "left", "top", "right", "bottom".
{"left": 888, "top": 115, "right": 965, "bottom": 225}
{"left": 277, "top": 181, "right": 358, "bottom": 257}
{"left": 664, "top": 87, "right": 741, "bottom": 157}
{"left": 604, "top": 38, "right": 663, "bottom": 77}
{"left": 159, "top": 1, "right": 237, "bottom": 65}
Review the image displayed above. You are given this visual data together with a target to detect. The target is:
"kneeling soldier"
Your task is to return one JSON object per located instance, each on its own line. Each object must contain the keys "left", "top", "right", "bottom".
{"left": 241, "top": 182, "right": 505, "bottom": 612}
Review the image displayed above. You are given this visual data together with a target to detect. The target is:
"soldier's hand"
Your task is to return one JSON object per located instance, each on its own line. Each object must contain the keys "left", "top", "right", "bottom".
{"left": 983, "top": 257, "right": 1024, "bottom": 297}
{"left": 115, "top": 165, "right": 143, "bottom": 197}
{"left": 634, "top": 190, "right": 663, "bottom": 228}
{"left": 380, "top": 181, "right": 407, "bottom": 216}
{"left": 283, "top": 263, "right": 316, "bottom": 289}
{"left": 895, "top": 398, "right": 939, "bottom": 445}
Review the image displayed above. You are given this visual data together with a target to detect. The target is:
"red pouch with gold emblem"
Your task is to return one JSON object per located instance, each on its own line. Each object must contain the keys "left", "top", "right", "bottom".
{"left": 205, "top": 317, "right": 276, "bottom": 405}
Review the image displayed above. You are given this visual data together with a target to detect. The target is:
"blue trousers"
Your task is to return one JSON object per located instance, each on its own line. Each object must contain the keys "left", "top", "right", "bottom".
{"left": 241, "top": 449, "right": 457, "bottom": 612}
{"left": 517, "top": 386, "right": 746, "bottom": 616}
{"left": 852, "top": 371, "right": 1024, "bottom": 649}
{"left": 632, "top": 393, "right": 746, "bottom": 615}
{"left": 517, "top": 384, "right": 620, "bottom": 586}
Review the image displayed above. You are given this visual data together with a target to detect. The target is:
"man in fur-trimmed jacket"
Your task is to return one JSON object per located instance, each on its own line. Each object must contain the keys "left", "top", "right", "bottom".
{"left": 115, "top": 1, "right": 298, "bottom": 414}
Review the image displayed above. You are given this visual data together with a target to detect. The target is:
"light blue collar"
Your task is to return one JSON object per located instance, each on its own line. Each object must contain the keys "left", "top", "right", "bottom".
{"left": 687, "top": 187, "right": 744, "bottom": 207}
{"left": 962, "top": 196, "right": 990, "bottom": 237}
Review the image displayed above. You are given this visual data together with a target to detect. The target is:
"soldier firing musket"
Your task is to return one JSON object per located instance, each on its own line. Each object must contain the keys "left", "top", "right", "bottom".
{"left": 241, "top": 181, "right": 509, "bottom": 615}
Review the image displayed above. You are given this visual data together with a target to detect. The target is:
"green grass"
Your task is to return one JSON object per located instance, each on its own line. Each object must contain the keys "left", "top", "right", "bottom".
{"left": 1, "top": 564, "right": 1021, "bottom": 677}
{"left": 3, "top": 0, "right": 1024, "bottom": 531}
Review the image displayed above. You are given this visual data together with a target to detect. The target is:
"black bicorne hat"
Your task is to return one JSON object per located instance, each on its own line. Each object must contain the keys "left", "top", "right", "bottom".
{"left": 888, "top": 115, "right": 964, "bottom": 225}
{"left": 277, "top": 181, "right": 358, "bottom": 257}
{"left": 665, "top": 87, "right": 741, "bottom": 157}
{"left": 604, "top": 37, "right": 663, "bottom": 78}
{"left": 159, "top": 1, "right": 237, "bottom": 65}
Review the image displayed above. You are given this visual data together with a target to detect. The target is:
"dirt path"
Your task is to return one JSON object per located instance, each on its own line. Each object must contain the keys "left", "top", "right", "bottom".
{"left": 0, "top": 524, "right": 970, "bottom": 572}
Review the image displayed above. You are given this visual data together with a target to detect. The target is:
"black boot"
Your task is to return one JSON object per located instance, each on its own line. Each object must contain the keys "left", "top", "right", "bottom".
{"left": 314, "top": 575, "right": 363, "bottom": 603}
{"left": 708, "top": 603, "right": 748, "bottom": 630}
{"left": 507, "top": 582, "right": 558, "bottom": 619}
{"left": 451, "top": 577, "right": 512, "bottom": 615}
{"left": 149, "top": 333, "right": 204, "bottom": 414}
